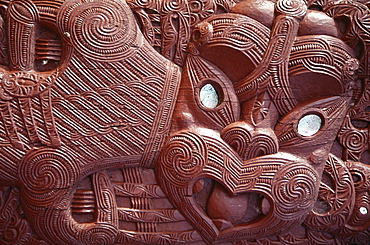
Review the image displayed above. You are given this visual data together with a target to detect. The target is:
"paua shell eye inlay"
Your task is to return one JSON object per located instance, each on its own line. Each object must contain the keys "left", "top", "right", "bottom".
{"left": 360, "top": 207, "right": 368, "bottom": 215}
{"left": 199, "top": 83, "right": 219, "bottom": 109}
{"left": 297, "top": 114, "right": 322, "bottom": 136}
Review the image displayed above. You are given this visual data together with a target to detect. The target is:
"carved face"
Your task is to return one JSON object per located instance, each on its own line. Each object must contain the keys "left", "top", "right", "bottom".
{"left": 0, "top": 0, "right": 369, "bottom": 244}
{"left": 156, "top": 0, "right": 369, "bottom": 243}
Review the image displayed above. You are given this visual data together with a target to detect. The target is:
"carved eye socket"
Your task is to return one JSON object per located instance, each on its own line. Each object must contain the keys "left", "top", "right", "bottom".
{"left": 199, "top": 83, "right": 220, "bottom": 109}
{"left": 297, "top": 114, "right": 322, "bottom": 136}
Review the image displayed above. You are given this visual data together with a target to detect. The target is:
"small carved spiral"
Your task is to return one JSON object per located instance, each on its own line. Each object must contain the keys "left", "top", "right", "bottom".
{"left": 272, "top": 163, "right": 318, "bottom": 220}
{"left": 1, "top": 218, "right": 29, "bottom": 245}
{"left": 162, "top": 0, "right": 187, "bottom": 12}
{"left": 126, "top": 0, "right": 156, "bottom": 9}
{"left": 275, "top": 0, "right": 307, "bottom": 18}
{"left": 57, "top": 0, "right": 138, "bottom": 62}
{"left": 79, "top": 225, "right": 118, "bottom": 245}
{"left": 18, "top": 148, "right": 80, "bottom": 206}
{"left": 160, "top": 132, "right": 207, "bottom": 186}
{"left": 338, "top": 129, "right": 367, "bottom": 153}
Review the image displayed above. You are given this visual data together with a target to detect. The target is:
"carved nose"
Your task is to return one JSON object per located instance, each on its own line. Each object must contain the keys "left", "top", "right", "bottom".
{"left": 221, "top": 121, "right": 279, "bottom": 161}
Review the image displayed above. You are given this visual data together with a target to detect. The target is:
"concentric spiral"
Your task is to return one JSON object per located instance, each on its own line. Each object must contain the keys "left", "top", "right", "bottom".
{"left": 18, "top": 148, "right": 80, "bottom": 206}
{"left": 79, "top": 225, "right": 118, "bottom": 245}
{"left": 162, "top": 0, "right": 187, "bottom": 13}
{"left": 126, "top": 0, "right": 157, "bottom": 9}
{"left": 272, "top": 163, "right": 318, "bottom": 220}
{"left": 57, "top": 0, "right": 138, "bottom": 62}
{"left": 160, "top": 132, "right": 207, "bottom": 186}
{"left": 338, "top": 130, "right": 367, "bottom": 153}
{"left": 275, "top": 0, "right": 307, "bottom": 18}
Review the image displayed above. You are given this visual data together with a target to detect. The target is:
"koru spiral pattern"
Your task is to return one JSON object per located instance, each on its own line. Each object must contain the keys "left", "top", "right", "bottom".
{"left": 159, "top": 131, "right": 207, "bottom": 186}
{"left": 57, "top": 0, "right": 140, "bottom": 62}
{"left": 0, "top": 0, "right": 369, "bottom": 244}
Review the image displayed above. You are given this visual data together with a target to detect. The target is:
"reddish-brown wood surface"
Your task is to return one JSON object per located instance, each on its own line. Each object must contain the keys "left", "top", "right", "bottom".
{"left": 0, "top": 0, "right": 369, "bottom": 244}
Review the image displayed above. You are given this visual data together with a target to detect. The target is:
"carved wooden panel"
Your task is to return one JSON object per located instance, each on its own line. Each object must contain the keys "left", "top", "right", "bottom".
{"left": 0, "top": 0, "right": 369, "bottom": 244}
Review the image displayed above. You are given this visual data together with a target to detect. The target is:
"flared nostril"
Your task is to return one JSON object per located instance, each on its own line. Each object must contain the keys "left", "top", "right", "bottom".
{"left": 221, "top": 121, "right": 278, "bottom": 160}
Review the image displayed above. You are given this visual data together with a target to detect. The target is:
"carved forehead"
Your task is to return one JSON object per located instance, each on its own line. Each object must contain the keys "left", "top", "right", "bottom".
{"left": 232, "top": 0, "right": 340, "bottom": 37}
{"left": 188, "top": 12, "right": 356, "bottom": 102}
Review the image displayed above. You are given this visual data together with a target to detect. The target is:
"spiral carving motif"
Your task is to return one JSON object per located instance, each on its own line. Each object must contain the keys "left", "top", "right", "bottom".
{"left": 339, "top": 129, "right": 368, "bottom": 153}
{"left": 275, "top": 0, "right": 307, "bottom": 18}
{"left": 18, "top": 148, "right": 80, "bottom": 206}
{"left": 272, "top": 163, "right": 318, "bottom": 220}
{"left": 0, "top": 0, "right": 367, "bottom": 243}
{"left": 126, "top": 0, "right": 156, "bottom": 9}
{"left": 57, "top": 0, "right": 138, "bottom": 62}
{"left": 160, "top": 132, "right": 207, "bottom": 186}
{"left": 80, "top": 226, "right": 118, "bottom": 245}
{"left": 162, "top": 0, "right": 188, "bottom": 12}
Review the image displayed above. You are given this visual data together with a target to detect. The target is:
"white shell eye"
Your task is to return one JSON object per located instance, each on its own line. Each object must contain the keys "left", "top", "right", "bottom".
{"left": 297, "top": 114, "right": 322, "bottom": 137}
{"left": 200, "top": 83, "right": 219, "bottom": 109}
{"left": 360, "top": 206, "right": 368, "bottom": 215}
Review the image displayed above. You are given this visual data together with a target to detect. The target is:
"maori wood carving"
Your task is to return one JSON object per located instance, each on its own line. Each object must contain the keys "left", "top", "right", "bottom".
{"left": 0, "top": 0, "right": 369, "bottom": 244}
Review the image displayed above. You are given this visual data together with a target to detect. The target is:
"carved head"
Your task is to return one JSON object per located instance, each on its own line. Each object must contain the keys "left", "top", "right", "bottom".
{"left": 0, "top": 0, "right": 369, "bottom": 244}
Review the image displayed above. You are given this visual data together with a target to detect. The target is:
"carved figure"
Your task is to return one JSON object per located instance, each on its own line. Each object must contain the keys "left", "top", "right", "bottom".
{"left": 0, "top": 0, "right": 369, "bottom": 244}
